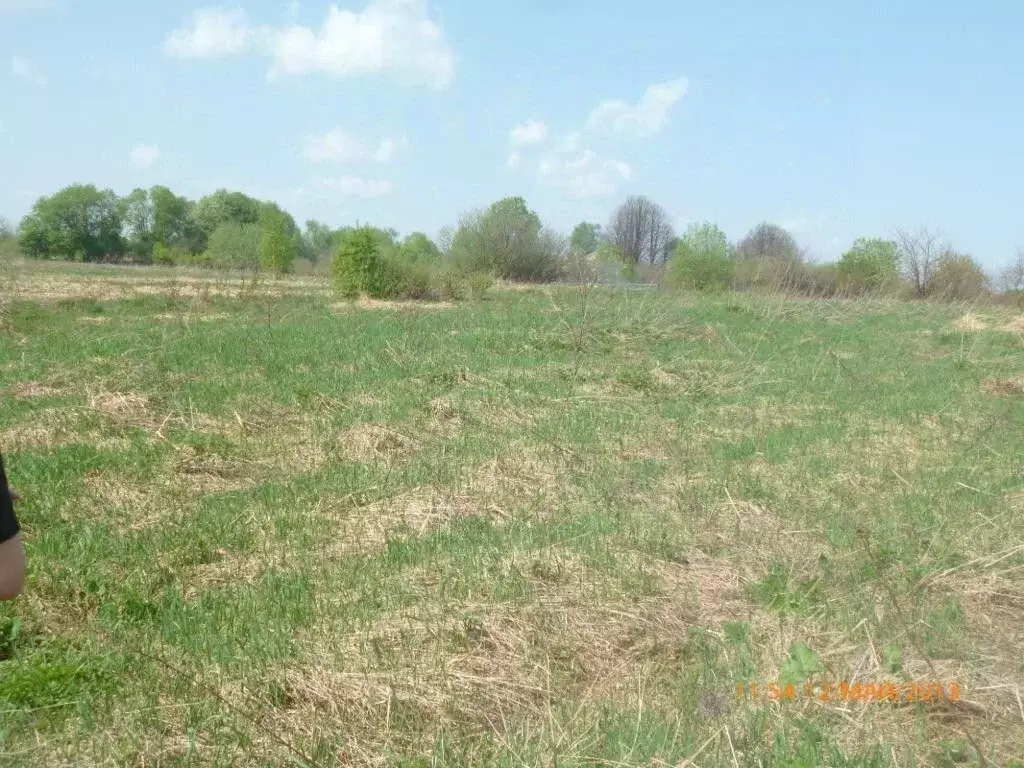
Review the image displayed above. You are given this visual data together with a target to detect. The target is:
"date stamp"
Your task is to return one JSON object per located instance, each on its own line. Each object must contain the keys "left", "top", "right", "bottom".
{"left": 736, "top": 680, "right": 962, "bottom": 704}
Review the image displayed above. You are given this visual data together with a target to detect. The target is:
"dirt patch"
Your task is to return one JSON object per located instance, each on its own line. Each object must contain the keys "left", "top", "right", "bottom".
{"left": 982, "top": 377, "right": 1024, "bottom": 396}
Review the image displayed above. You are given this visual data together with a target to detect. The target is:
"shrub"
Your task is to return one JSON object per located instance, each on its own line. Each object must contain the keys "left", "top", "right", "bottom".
{"left": 929, "top": 252, "right": 990, "bottom": 301}
{"left": 400, "top": 232, "right": 443, "bottom": 264}
{"left": 666, "top": 223, "right": 733, "bottom": 292}
{"left": 258, "top": 204, "right": 300, "bottom": 276}
{"left": 332, "top": 228, "right": 382, "bottom": 298}
{"left": 732, "top": 257, "right": 805, "bottom": 293}
{"left": 793, "top": 262, "right": 840, "bottom": 298}
{"left": 152, "top": 242, "right": 189, "bottom": 266}
{"left": 837, "top": 238, "right": 899, "bottom": 295}
{"left": 205, "top": 222, "right": 261, "bottom": 273}
{"left": 449, "top": 197, "right": 563, "bottom": 282}
{"left": 333, "top": 227, "right": 455, "bottom": 300}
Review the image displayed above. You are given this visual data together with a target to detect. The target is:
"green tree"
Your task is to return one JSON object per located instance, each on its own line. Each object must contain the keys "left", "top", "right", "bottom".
{"left": 450, "top": 196, "right": 561, "bottom": 281}
{"left": 836, "top": 238, "right": 899, "bottom": 295}
{"left": 193, "top": 190, "right": 261, "bottom": 239}
{"left": 302, "top": 220, "right": 336, "bottom": 263}
{"left": 205, "top": 222, "right": 261, "bottom": 272}
{"left": 332, "top": 227, "right": 386, "bottom": 298}
{"left": 120, "top": 188, "right": 155, "bottom": 262}
{"left": 400, "top": 232, "right": 442, "bottom": 263}
{"left": 151, "top": 186, "right": 202, "bottom": 253}
{"left": 258, "top": 203, "right": 300, "bottom": 276}
{"left": 667, "top": 222, "right": 734, "bottom": 292}
{"left": 570, "top": 221, "right": 601, "bottom": 254}
{"left": 19, "top": 184, "right": 124, "bottom": 262}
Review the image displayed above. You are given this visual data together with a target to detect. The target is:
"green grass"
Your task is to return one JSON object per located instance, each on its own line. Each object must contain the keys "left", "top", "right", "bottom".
{"left": 1, "top": 262, "right": 1023, "bottom": 766}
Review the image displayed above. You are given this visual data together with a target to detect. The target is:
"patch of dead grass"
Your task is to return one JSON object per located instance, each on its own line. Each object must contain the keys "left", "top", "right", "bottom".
{"left": 318, "top": 489, "right": 505, "bottom": 560}
{"left": 331, "top": 298, "right": 456, "bottom": 313}
{"left": 982, "top": 377, "right": 1024, "bottom": 396}
{"left": 953, "top": 313, "right": 988, "bottom": 332}
{"left": 167, "top": 444, "right": 271, "bottom": 495}
{"left": 6, "top": 380, "right": 68, "bottom": 399}
{"left": 999, "top": 316, "right": 1024, "bottom": 333}
{"left": 337, "top": 423, "right": 420, "bottom": 464}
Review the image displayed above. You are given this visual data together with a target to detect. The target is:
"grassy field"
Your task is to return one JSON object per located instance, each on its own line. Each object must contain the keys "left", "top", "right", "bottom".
{"left": 1, "top": 261, "right": 1023, "bottom": 767}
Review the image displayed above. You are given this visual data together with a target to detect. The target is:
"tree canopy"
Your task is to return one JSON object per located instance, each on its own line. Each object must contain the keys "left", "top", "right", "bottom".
{"left": 19, "top": 184, "right": 124, "bottom": 262}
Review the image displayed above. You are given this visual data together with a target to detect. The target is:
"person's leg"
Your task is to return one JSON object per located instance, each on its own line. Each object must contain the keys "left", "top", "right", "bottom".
{"left": 0, "top": 453, "right": 25, "bottom": 600}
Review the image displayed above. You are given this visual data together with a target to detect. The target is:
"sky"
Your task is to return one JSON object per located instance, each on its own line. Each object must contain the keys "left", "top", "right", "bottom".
{"left": 0, "top": 0, "right": 1021, "bottom": 268}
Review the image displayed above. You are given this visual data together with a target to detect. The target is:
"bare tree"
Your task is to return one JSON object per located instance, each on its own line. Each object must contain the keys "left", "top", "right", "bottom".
{"left": 895, "top": 227, "right": 946, "bottom": 297}
{"left": 735, "top": 223, "right": 803, "bottom": 262}
{"left": 1000, "top": 247, "right": 1024, "bottom": 293}
{"left": 607, "top": 196, "right": 674, "bottom": 265}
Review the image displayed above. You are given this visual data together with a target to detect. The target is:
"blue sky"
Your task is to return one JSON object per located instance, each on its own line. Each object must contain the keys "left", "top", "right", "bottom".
{"left": 1, "top": 0, "right": 1020, "bottom": 267}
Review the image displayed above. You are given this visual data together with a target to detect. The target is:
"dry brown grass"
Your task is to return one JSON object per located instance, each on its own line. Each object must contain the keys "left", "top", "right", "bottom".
{"left": 953, "top": 313, "right": 989, "bottom": 332}
{"left": 982, "top": 377, "right": 1024, "bottom": 396}
{"left": 337, "top": 423, "right": 421, "bottom": 464}
{"left": 330, "top": 298, "right": 456, "bottom": 313}
{"left": 999, "top": 316, "right": 1024, "bottom": 333}
{"left": 9, "top": 271, "right": 330, "bottom": 303}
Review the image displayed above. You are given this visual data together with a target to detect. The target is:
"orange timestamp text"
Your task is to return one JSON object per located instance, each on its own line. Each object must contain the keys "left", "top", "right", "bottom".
{"left": 736, "top": 680, "right": 962, "bottom": 704}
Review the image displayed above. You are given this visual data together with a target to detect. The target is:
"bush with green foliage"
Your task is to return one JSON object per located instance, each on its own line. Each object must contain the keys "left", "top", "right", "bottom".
{"left": 205, "top": 223, "right": 261, "bottom": 273}
{"left": 332, "top": 228, "right": 382, "bottom": 298}
{"left": 400, "top": 232, "right": 443, "bottom": 264}
{"left": 666, "top": 223, "right": 733, "bottom": 292}
{"left": 837, "top": 238, "right": 899, "bottom": 295}
{"left": 928, "top": 252, "right": 990, "bottom": 300}
{"left": 450, "top": 197, "right": 563, "bottom": 282}
{"left": 258, "top": 204, "right": 300, "bottom": 276}
{"left": 152, "top": 242, "right": 190, "bottom": 266}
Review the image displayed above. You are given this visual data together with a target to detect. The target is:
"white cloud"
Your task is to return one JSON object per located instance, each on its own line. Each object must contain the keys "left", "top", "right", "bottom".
{"left": 586, "top": 77, "right": 689, "bottom": 138}
{"left": 270, "top": 0, "right": 454, "bottom": 88}
{"left": 166, "top": 2, "right": 454, "bottom": 88}
{"left": 509, "top": 119, "right": 548, "bottom": 148}
{"left": 11, "top": 55, "right": 47, "bottom": 86}
{"left": 506, "top": 151, "right": 522, "bottom": 170}
{"left": 130, "top": 144, "right": 161, "bottom": 169}
{"left": 320, "top": 175, "right": 393, "bottom": 197}
{"left": 305, "top": 128, "right": 407, "bottom": 164}
{"left": 165, "top": 7, "right": 256, "bottom": 59}
{"left": 0, "top": 0, "right": 53, "bottom": 13}
{"left": 539, "top": 148, "right": 631, "bottom": 198}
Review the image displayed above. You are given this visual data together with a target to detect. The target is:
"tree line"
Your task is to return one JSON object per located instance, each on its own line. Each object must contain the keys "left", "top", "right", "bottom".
{"left": 1, "top": 183, "right": 1021, "bottom": 302}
